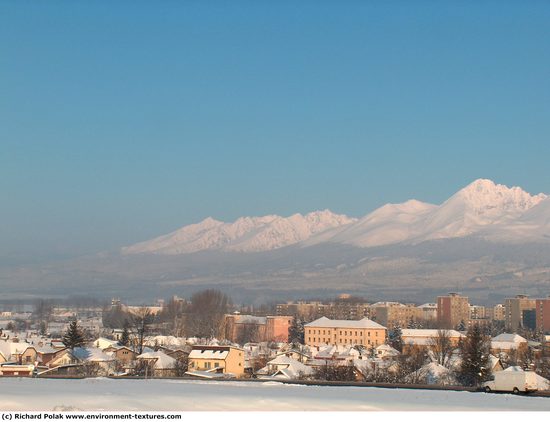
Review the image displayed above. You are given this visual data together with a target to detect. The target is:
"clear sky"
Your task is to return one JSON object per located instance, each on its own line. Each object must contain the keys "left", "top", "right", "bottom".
{"left": 1, "top": 1, "right": 550, "bottom": 261}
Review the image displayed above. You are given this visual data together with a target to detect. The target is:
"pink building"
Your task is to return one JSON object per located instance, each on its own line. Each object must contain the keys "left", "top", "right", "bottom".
{"left": 223, "top": 314, "right": 293, "bottom": 344}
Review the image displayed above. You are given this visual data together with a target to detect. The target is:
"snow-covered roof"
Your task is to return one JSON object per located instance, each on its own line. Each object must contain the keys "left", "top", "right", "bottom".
{"left": 185, "top": 370, "right": 233, "bottom": 379}
{"left": 305, "top": 317, "right": 386, "bottom": 330}
{"left": 72, "top": 347, "right": 114, "bottom": 362}
{"left": 376, "top": 344, "right": 400, "bottom": 356}
{"left": 189, "top": 349, "right": 229, "bottom": 360}
{"left": 35, "top": 345, "right": 59, "bottom": 354}
{"left": 503, "top": 366, "right": 524, "bottom": 372}
{"left": 0, "top": 340, "right": 35, "bottom": 360}
{"left": 137, "top": 351, "right": 176, "bottom": 369}
{"left": 235, "top": 315, "right": 267, "bottom": 325}
{"left": 488, "top": 354, "right": 501, "bottom": 370}
{"left": 267, "top": 356, "right": 313, "bottom": 379}
{"left": 418, "top": 303, "right": 437, "bottom": 309}
{"left": 416, "top": 362, "right": 456, "bottom": 385}
{"left": 402, "top": 329, "right": 464, "bottom": 338}
{"left": 267, "top": 355, "right": 299, "bottom": 366}
{"left": 492, "top": 333, "right": 527, "bottom": 343}
{"left": 94, "top": 337, "right": 119, "bottom": 350}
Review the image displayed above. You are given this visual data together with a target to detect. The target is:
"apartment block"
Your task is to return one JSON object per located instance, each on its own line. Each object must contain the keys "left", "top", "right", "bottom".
{"left": 505, "top": 295, "right": 536, "bottom": 331}
{"left": 370, "top": 302, "right": 422, "bottom": 328}
{"left": 437, "top": 293, "right": 470, "bottom": 329}
{"left": 536, "top": 298, "right": 550, "bottom": 333}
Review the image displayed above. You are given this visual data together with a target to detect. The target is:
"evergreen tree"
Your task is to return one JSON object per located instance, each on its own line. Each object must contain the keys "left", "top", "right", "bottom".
{"left": 457, "top": 324, "right": 491, "bottom": 387}
{"left": 388, "top": 325, "right": 403, "bottom": 352}
{"left": 62, "top": 319, "right": 86, "bottom": 350}
{"left": 288, "top": 317, "right": 305, "bottom": 344}
{"left": 119, "top": 320, "right": 130, "bottom": 347}
{"left": 39, "top": 320, "right": 48, "bottom": 336}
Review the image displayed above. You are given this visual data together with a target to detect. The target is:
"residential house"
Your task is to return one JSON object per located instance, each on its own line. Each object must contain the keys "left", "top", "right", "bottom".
{"left": 188, "top": 345, "right": 245, "bottom": 377}
{"left": 136, "top": 351, "right": 177, "bottom": 377}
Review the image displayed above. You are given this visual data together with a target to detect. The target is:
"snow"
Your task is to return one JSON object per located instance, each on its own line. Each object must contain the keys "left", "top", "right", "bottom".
{"left": 1, "top": 378, "right": 550, "bottom": 411}
{"left": 72, "top": 347, "right": 114, "bottom": 362}
{"left": 121, "top": 210, "right": 356, "bottom": 254}
{"left": 136, "top": 351, "right": 176, "bottom": 369}
{"left": 492, "top": 334, "right": 527, "bottom": 343}
{"left": 120, "top": 179, "right": 550, "bottom": 255}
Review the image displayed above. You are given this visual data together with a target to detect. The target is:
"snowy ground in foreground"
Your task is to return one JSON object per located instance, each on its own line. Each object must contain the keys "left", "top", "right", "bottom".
{"left": 1, "top": 378, "right": 550, "bottom": 411}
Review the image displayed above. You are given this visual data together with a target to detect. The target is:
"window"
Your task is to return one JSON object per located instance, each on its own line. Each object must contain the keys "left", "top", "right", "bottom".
{"left": 206, "top": 362, "right": 211, "bottom": 369}
{"left": 26, "top": 356, "right": 32, "bottom": 363}
{"left": 214, "top": 363, "right": 219, "bottom": 368}
{"left": 368, "top": 332, "right": 370, "bottom": 337}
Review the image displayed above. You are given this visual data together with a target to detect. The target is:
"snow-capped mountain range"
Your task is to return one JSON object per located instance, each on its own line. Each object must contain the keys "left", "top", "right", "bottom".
{"left": 122, "top": 179, "right": 549, "bottom": 255}
{"left": 122, "top": 210, "right": 357, "bottom": 254}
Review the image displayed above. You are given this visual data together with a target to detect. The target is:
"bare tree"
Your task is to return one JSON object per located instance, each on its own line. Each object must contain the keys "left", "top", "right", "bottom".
{"left": 428, "top": 329, "right": 454, "bottom": 367}
{"left": 314, "top": 361, "right": 356, "bottom": 381}
{"left": 397, "top": 347, "right": 427, "bottom": 384}
{"left": 236, "top": 323, "right": 260, "bottom": 345}
{"left": 185, "top": 289, "right": 231, "bottom": 338}
{"left": 131, "top": 307, "right": 154, "bottom": 355}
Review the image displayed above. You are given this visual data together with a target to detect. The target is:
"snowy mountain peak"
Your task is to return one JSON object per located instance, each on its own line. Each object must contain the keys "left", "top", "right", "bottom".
{"left": 452, "top": 178, "right": 547, "bottom": 215}
{"left": 122, "top": 179, "right": 550, "bottom": 256}
{"left": 122, "top": 210, "right": 356, "bottom": 255}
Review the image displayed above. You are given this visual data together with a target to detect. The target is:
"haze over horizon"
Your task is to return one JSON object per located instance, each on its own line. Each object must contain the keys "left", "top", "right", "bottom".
{"left": 2, "top": 1, "right": 550, "bottom": 263}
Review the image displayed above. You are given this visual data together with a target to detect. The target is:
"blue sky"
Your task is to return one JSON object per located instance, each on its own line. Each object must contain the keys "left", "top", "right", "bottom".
{"left": 1, "top": 1, "right": 550, "bottom": 260}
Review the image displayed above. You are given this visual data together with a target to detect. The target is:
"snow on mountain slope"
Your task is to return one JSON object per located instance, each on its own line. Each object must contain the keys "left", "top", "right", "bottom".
{"left": 481, "top": 196, "right": 550, "bottom": 242}
{"left": 122, "top": 210, "right": 356, "bottom": 255}
{"left": 305, "top": 199, "right": 437, "bottom": 248}
{"left": 413, "top": 179, "right": 547, "bottom": 242}
{"left": 123, "top": 179, "right": 548, "bottom": 255}
{"left": 306, "top": 179, "right": 547, "bottom": 248}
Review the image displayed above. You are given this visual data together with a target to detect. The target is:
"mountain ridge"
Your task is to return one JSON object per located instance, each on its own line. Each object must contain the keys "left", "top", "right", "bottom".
{"left": 123, "top": 179, "right": 548, "bottom": 255}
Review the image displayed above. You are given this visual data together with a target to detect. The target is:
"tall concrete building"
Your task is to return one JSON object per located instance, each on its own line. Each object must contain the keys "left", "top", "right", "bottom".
{"left": 437, "top": 293, "right": 470, "bottom": 329}
{"left": 505, "top": 295, "right": 536, "bottom": 331}
{"left": 536, "top": 298, "right": 550, "bottom": 333}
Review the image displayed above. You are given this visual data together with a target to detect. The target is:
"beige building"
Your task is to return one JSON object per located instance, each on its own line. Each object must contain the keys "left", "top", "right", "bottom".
{"left": 505, "top": 295, "right": 536, "bottom": 331}
{"left": 370, "top": 302, "right": 422, "bottom": 328}
{"left": 437, "top": 293, "right": 470, "bottom": 329}
{"left": 418, "top": 303, "right": 438, "bottom": 321}
{"left": 490, "top": 304, "right": 506, "bottom": 322}
{"left": 304, "top": 316, "right": 386, "bottom": 348}
{"left": 276, "top": 300, "right": 371, "bottom": 321}
{"left": 188, "top": 345, "right": 245, "bottom": 376}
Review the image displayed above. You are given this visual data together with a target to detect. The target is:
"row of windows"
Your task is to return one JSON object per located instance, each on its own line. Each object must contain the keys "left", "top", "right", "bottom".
{"left": 307, "top": 329, "right": 380, "bottom": 337}
{"left": 308, "top": 337, "right": 373, "bottom": 345}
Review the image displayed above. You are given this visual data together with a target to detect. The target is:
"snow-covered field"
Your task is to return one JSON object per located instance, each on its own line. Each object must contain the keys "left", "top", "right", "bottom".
{"left": 1, "top": 378, "right": 550, "bottom": 411}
